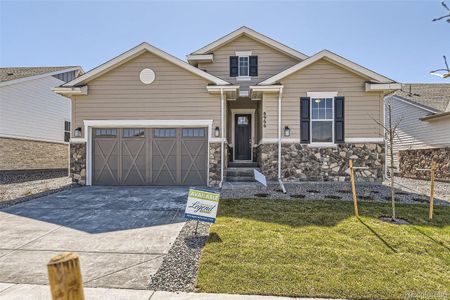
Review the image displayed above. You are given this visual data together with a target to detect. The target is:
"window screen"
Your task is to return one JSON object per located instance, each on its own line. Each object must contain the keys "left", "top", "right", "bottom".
{"left": 154, "top": 128, "right": 176, "bottom": 137}
{"left": 123, "top": 128, "right": 144, "bottom": 138}
{"left": 182, "top": 128, "right": 205, "bottom": 137}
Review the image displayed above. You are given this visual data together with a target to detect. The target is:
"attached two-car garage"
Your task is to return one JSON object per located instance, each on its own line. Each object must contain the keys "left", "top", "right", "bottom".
{"left": 92, "top": 127, "right": 208, "bottom": 186}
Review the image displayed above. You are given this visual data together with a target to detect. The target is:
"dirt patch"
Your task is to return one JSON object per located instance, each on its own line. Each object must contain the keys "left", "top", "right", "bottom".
{"left": 307, "top": 190, "right": 320, "bottom": 194}
{"left": 290, "top": 194, "right": 306, "bottom": 199}
{"left": 337, "top": 190, "right": 352, "bottom": 194}
{"left": 325, "top": 195, "right": 342, "bottom": 200}
{"left": 379, "top": 216, "right": 409, "bottom": 225}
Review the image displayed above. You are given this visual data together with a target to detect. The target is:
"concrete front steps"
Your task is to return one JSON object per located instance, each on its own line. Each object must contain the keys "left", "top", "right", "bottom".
{"left": 226, "top": 162, "right": 259, "bottom": 182}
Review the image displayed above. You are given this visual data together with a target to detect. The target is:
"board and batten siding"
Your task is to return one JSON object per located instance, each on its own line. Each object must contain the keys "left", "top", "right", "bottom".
{"left": 197, "top": 35, "right": 301, "bottom": 89}
{"left": 73, "top": 52, "right": 221, "bottom": 137}
{"left": 0, "top": 76, "right": 70, "bottom": 143}
{"left": 262, "top": 59, "right": 384, "bottom": 139}
{"left": 385, "top": 96, "right": 450, "bottom": 169}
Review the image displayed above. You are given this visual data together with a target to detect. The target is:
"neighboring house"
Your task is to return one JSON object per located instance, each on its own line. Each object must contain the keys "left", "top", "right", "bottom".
{"left": 0, "top": 66, "right": 83, "bottom": 180}
{"left": 385, "top": 84, "right": 450, "bottom": 181}
{"left": 54, "top": 27, "right": 399, "bottom": 187}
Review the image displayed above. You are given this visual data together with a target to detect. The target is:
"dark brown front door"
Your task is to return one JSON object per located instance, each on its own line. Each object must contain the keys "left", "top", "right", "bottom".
{"left": 235, "top": 114, "right": 251, "bottom": 160}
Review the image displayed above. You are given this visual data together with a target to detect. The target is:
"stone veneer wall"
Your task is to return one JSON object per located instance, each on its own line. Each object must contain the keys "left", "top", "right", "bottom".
{"left": 209, "top": 142, "right": 227, "bottom": 187}
{"left": 0, "top": 137, "right": 68, "bottom": 171}
{"left": 257, "top": 143, "right": 385, "bottom": 182}
{"left": 399, "top": 148, "right": 450, "bottom": 182}
{"left": 70, "top": 143, "right": 86, "bottom": 184}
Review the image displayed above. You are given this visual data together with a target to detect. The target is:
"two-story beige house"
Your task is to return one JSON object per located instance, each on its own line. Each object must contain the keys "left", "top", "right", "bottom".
{"left": 55, "top": 27, "right": 400, "bottom": 187}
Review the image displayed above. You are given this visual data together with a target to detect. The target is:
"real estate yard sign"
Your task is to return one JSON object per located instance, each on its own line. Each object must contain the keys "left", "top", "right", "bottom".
{"left": 184, "top": 188, "right": 220, "bottom": 223}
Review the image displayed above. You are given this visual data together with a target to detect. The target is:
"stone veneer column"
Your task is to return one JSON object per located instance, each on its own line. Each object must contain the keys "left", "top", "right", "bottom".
{"left": 257, "top": 143, "right": 385, "bottom": 182}
{"left": 400, "top": 147, "right": 449, "bottom": 182}
{"left": 208, "top": 142, "right": 227, "bottom": 187}
{"left": 70, "top": 142, "right": 86, "bottom": 184}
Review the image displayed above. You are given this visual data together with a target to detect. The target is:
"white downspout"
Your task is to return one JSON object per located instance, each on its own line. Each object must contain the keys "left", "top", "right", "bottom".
{"left": 278, "top": 87, "right": 286, "bottom": 193}
{"left": 219, "top": 88, "right": 225, "bottom": 188}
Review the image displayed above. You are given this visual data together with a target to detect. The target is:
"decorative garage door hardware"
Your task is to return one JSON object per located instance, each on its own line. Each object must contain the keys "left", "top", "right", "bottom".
{"left": 93, "top": 128, "right": 207, "bottom": 186}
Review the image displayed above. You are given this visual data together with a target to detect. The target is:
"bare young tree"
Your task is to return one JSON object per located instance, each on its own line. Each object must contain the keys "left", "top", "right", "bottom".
{"left": 432, "top": 1, "right": 450, "bottom": 23}
{"left": 431, "top": 2, "right": 450, "bottom": 78}
{"left": 373, "top": 100, "right": 402, "bottom": 220}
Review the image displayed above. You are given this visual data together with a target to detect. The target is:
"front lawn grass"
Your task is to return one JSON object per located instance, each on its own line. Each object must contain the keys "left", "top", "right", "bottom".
{"left": 196, "top": 199, "right": 450, "bottom": 299}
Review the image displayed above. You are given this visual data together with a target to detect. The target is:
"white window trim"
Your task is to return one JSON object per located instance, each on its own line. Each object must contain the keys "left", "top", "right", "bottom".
{"left": 235, "top": 51, "right": 253, "bottom": 81}
{"left": 309, "top": 95, "right": 335, "bottom": 146}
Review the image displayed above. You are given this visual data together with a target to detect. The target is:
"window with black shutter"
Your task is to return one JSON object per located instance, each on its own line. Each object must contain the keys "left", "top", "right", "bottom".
{"left": 64, "top": 121, "right": 70, "bottom": 142}
{"left": 334, "top": 97, "right": 345, "bottom": 143}
{"left": 249, "top": 56, "right": 258, "bottom": 76}
{"left": 230, "top": 56, "right": 238, "bottom": 77}
{"left": 300, "top": 97, "right": 310, "bottom": 143}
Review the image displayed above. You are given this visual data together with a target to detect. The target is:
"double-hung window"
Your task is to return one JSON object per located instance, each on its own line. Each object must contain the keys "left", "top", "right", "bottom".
{"left": 311, "top": 98, "right": 334, "bottom": 143}
{"left": 238, "top": 56, "right": 249, "bottom": 77}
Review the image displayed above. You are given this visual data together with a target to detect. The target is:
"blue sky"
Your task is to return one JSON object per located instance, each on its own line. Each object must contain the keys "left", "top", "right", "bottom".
{"left": 1, "top": 0, "right": 449, "bottom": 83}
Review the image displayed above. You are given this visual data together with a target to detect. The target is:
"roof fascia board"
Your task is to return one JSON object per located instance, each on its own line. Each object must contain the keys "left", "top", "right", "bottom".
{"left": 0, "top": 67, "right": 83, "bottom": 87}
{"left": 420, "top": 111, "right": 450, "bottom": 121}
{"left": 250, "top": 85, "right": 283, "bottom": 92}
{"left": 63, "top": 43, "right": 229, "bottom": 87}
{"left": 191, "top": 27, "right": 308, "bottom": 60}
{"left": 52, "top": 85, "right": 88, "bottom": 96}
{"left": 259, "top": 50, "right": 394, "bottom": 85}
{"left": 365, "top": 82, "right": 401, "bottom": 92}
{"left": 187, "top": 54, "right": 214, "bottom": 63}
{"left": 206, "top": 85, "right": 240, "bottom": 93}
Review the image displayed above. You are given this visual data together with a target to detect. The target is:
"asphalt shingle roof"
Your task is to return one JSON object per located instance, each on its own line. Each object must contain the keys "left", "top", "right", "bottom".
{"left": 0, "top": 66, "right": 78, "bottom": 82}
{"left": 394, "top": 83, "right": 450, "bottom": 112}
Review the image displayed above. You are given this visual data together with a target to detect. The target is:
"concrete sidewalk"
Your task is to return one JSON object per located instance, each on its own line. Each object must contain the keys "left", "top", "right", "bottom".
{"left": 0, "top": 283, "right": 338, "bottom": 300}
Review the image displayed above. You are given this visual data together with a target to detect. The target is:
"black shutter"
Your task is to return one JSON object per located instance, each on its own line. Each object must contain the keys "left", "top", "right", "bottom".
{"left": 334, "top": 96, "right": 345, "bottom": 144}
{"left": 249, "top": 56, "right": 258, "bottom": 76}
{"left": 230, "top": 56, "right": 238, "bottom": 77}
{"left": 300, "top": 97, "right": 310, "bottom": 144}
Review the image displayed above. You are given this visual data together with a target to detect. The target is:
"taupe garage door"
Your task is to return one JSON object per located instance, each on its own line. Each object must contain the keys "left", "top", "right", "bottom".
{"left": 93, "top": 128, "right": 207, "bottom": 186}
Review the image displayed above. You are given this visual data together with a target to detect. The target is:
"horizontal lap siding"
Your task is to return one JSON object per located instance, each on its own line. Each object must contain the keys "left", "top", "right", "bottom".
{"left": 198, "top": 35, "right": 301, "bottom": 88}
{"left": 73, "top": 52, "right": 220, "bottom": 138}
{"left": 278, "top": 59, "right": 383, "bottom": 139}
{"left": 263, "top": 93, "right": 279, "bottom": 138}
{"left": 386, "top": 96, "right": 450, "bottom": 169}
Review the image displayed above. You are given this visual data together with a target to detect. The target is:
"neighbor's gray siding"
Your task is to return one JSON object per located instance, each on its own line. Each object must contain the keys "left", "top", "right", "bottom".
{"left": 385, "top": 95, "right": 450, "bottom": 170}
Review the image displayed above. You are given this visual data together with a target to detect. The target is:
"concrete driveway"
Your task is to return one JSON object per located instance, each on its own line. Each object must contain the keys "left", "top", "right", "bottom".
{"left": 0, "top": 186, "right": 188, "bottom": 289}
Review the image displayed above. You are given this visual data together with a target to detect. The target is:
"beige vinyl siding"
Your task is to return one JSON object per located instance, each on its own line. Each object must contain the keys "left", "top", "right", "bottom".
{"left": 271, "top": 58, "right": 384, "bottom": 140}
{"left": 72, "top": 52, "right": 220, "bottom": 138}
{"left": 262, "top": 93, "right": 279, "bottom": 139}
{"left": 198, "top": 35, "right": 301, "bottom": 89}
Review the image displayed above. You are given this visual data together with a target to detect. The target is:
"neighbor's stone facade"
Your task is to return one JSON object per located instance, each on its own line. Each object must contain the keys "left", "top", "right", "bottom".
{"left": 399, "top": 147, "right": 450, "bottom": 182}
{"left": 209, "top": 142, "right": 228, "bottom": 187}
{"left": 70, "top": 142, "right": 86, "bottom": 184}
{"left": 257, "top": 143, "right": 385, "bottom": 182}
{"left": 0, "top": 137, "right": 68, "bottom": 171}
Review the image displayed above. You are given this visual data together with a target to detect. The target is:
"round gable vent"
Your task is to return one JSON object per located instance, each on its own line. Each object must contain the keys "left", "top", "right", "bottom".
{"left": 139, "top": 68, "right": 155, "bottom": 84}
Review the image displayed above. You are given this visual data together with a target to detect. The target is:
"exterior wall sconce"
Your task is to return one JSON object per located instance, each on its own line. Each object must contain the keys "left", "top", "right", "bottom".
{"left": 74, "top": 127, "right": 82, "bottom": 138}
{"left": 284, "top": 126, "right": 290, "bottom": 137}
{"left": 214, "top": 126, "right": 220, "bottom": 137}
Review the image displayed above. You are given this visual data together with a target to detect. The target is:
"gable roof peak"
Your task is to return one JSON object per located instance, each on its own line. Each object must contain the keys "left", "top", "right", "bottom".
{"left": 190, "top": 26, "right": 308, "bottom": 60}
{"left": 62, "top": 42, "right": 230, "bottom": 87}
{"left": 259, "top": 49, "right": 395, "bottom": 85}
